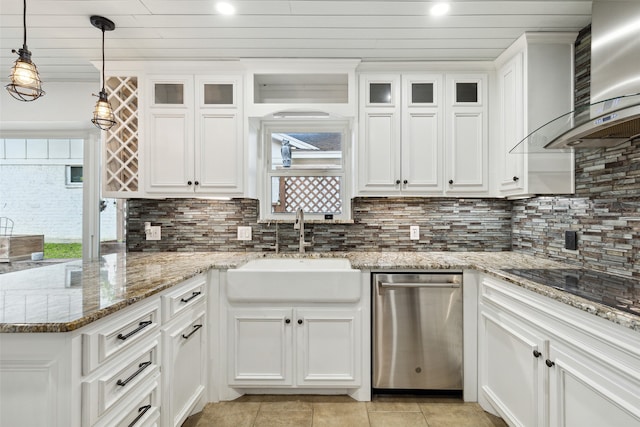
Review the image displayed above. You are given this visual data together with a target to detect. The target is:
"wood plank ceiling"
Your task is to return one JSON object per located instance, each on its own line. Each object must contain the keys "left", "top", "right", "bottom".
{"left": 0, "top": 0, "right": 592, "bottom": 82}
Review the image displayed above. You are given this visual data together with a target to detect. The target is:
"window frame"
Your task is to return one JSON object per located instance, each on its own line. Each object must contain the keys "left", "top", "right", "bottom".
{"left": 259, "top": 119, "right": 352, "bottom": 221}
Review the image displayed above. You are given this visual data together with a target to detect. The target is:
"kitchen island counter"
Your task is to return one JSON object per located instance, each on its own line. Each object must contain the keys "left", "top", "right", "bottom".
{"left": 1, "top": 251, "right": 637, "bottom": 332}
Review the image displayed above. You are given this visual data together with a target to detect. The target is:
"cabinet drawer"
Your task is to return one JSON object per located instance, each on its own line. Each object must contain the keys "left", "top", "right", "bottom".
{"left": 162, "top": 274, "right": 207, "bottom": 323}
{"left": 82, "top": 298, "right": 161, "bottom": 375}
{"left": 94, "top": 372, "right": 161, "bottom": 427}
{"left": 83, "top": 338, "right": 160, "bottom": 426}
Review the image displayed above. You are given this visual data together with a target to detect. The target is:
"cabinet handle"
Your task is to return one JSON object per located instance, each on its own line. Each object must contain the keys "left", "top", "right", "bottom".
{"left": 180, "top": 291, "right": 202, "bottom": 304}
{"left": 194, "top": 181, "right": 199, "bottom": 185}
{"left": 545, "top": 359, "right": 555, "bottom": 368}
{"left": 117, "top": 321, "right": 152, "bottom": 341}
{"left": 449, "top": 179, "right": 454, "bottom": 185}
{"left": 513, "top": 176, "right": 519, "bottom": 182}
{"left": 403, "top": 179, "right": 408, "bottom": 185}
{"left": 128, "top": 404, "right": 152, "bottom": 427}
{"left": 285, "top": 318, "right": 291, "bottom": 324}
{"left": 187, "top": 180, "right": 193, "bottom": 185}
{"left": 533, "top": 350, "right": 542, "bottom": 358}
{"left": 182, "top": 324, "right": 203, "bottom": 340}
{"left": 395, "top": 179, "right": 401, "bottom": 185}
{"left": 297, "top": 319, "right": 303, "bottom": 325}
{"left": 117, "top": 361, "right": 152, "bottom": 387}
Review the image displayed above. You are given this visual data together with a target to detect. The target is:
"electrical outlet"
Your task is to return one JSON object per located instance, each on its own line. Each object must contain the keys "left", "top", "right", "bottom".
{"left": 237, "top": 226, "right": 252, "bottom": 241}
{"left": 410, "top": 225, "right": 420, "bottom": 240}
{"left": 146, "top": 226, "right": 161, "bottom": 241}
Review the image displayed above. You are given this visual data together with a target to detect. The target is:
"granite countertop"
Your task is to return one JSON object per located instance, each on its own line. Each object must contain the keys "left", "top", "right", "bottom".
{"left": 0, "top": 251, "right": 637, "bottom": 333}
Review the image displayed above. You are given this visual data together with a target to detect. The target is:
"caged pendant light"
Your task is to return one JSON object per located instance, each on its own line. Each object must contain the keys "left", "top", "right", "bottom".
{"left": 6, "top": 0, "right": 45, "bottom": 101}
{"left": 90, "top": 15, "right": 116, "bottom": 131}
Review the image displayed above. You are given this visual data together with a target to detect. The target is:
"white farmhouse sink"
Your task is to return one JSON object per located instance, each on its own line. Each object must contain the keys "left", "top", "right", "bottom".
{"left": 226, "top": 258, "right": 361, "bottom": 303}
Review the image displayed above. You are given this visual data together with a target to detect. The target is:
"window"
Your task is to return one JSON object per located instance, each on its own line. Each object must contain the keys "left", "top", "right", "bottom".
{"left": 260, "top": 120, "right": 351, "bottom": 221}
{"left": 66, "top": 165, "right": 83, "bottom": 186}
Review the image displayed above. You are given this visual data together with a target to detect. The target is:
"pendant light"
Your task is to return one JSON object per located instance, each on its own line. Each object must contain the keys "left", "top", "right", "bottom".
{"left": 6, "top": 0, "right": 45, "bottom": 101}
{"left": 90, "top": 15, "right": 116, "bottom": 131}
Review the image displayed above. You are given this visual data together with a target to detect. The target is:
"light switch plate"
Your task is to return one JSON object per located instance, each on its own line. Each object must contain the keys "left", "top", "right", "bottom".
{"left": 146, "top": 226, "right": 161, "bottom": 241}
{"left": 237, "top": 226, "right": 252, "bottom": 241}
{"left": 410, "top": 225, "right": 420, "bottom": 240}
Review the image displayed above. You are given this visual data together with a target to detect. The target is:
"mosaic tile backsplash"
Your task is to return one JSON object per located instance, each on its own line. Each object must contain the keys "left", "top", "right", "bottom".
{"left": 126, "top": 198, "right": 513, "bottom": 253}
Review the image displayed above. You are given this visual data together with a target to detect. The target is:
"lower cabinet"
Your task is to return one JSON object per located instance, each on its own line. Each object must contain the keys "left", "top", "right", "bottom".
{"left": 162, "top": 305, "right": 206, "bottom": 427}
{"left": 478, "top": 275, "right": 640, "bottom": 427}
{"left": 227, "top": 307, "right": 361, "bottom": 388}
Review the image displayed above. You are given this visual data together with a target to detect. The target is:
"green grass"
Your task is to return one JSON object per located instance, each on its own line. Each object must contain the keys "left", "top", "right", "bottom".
{"left": 44, "top": 243, "right": 82, "bottom": 259}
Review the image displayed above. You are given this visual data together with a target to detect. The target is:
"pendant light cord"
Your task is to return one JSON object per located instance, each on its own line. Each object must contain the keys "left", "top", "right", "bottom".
{"left": 101, "top": 25, "right": 106, "bottom": 91}
{"left": 22, "top": 0, "right": 27, "bottom": 48}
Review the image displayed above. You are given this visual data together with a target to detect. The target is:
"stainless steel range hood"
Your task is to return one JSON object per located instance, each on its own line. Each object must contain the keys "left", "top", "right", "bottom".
{"left": 511, "top": 0, "right": 640, "bottom": 152}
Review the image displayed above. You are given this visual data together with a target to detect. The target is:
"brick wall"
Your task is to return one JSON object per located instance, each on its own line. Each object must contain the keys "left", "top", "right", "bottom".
{"left": 511, "top": 25, "right": 640, "bottom": 278}
{"left": 126, "top": 197, "right": 513, "bottom": 253}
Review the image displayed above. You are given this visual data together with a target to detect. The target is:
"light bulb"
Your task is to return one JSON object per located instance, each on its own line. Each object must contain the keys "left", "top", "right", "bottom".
{"left": 12, "top": 61, "right": 37, "bottom": 86}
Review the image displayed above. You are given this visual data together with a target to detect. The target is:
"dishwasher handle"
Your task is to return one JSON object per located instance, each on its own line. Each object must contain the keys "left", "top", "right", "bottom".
{"left": 378, "top": 281, "right": 460, "bottom": 289}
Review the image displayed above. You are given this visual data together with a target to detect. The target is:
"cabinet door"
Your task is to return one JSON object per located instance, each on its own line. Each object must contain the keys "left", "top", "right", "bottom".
{"left": 445, "top": 74, "right": 488, "bottom": 194}
{"left": 295, "top": 308, "right": 361, "bottom": 387}
{"left": 358, "top": 74, "right": 401, "bottom": 194}
{"left": 401, "top": 75, "right": 443, "bottom": 194}
{"left": 195, "top": 77, "right": 244, "bottom": 195}
{"left": 479, "top": 308, "right": 547, "bottom": 427}
{"left": 548, "top": 341, "right": 640, "bottom": 427}
{"left": 146, "top": 77, "right": 194, "bottom": 194}
{"left": 162, "top": 310, "right": 207, "bottom": 426}
{"left": 162, "top": 308, "right": 206, "bottom": 427}
{"left": 227, "top": 308, "right": 293, "bottom": 386}
{"left": 497, "top": 53, "right": 526, "bottom": 194}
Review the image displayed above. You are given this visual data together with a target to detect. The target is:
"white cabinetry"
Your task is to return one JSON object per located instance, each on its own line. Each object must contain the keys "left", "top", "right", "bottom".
{"left": 478, "top": 275, "right": 640, "bottom": 427}
{"left": 0, "top": 273, "right": 210, "bottom": 427}
{"left": 227, "top": 307, "right": 361, "bottom": 388}
{"left": 146, "top": 75, "right": 243, "bottom": 196}
{"left": 161, "top": 274, "right": 208, "bottom": 427}
{"left": 358, "top": 71, "right": 487, "bottom": 196}
{"left": 494, "top": 33, "right": 576, "bottom": 197}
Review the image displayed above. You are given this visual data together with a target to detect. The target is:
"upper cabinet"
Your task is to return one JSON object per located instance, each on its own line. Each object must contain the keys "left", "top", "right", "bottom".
{"left": 146, "top": 74, "right": 244, "bottom": 197}
{"left": 358, "top": 70, "right": 487, "bottom": 196}
{"left": 242, "top": 59, "right": 359, "bottom": 118}
{"left": 494, "top": 33, "right": 576, "bottom": 198}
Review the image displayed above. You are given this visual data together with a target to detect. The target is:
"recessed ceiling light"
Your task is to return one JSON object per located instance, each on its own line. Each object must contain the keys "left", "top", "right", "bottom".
{"left": 216, "top": 1, "right": 236, "bottom": 15}
{"left": 430, "top": 2, "right": 450, "bottom": 17}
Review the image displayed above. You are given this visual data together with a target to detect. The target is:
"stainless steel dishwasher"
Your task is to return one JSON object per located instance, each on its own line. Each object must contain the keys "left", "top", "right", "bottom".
{"left": 373, "top": 272, "right": 463, "bottom": 391}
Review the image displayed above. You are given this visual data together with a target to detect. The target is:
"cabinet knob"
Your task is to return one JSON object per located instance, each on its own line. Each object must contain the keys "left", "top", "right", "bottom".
{"left": 194, "top": 181, "right": 199, "bottom": 186}
{"left": 187, "top": 180, "right": 192, "bottom": 186}
{"left": 448, "top": 179, "right": 454, "bottom": 185}
{"left": 297, "top": 319, "right": 303, "bottom": 325}
{"left": 513, "top": 176, "right": 519, "bottom": 182}
{"left": 545, "top": 359, "right": 555, "bottom": 368}
{"left": 403, "top": 179, "right": 408, "bottom": 185}
{"left": 285, "top": 318, "right": 291, "bottom": 324}
{"left": 395, "top": 179, "right": 401, "bottom": 185}
{"left": 533, "top": 350, "right": 542, "bottom": 358}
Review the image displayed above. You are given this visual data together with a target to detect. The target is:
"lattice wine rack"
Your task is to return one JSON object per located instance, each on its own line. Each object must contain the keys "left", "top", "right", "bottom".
{"left": 104, "top": 76, "right": 139, "bottom": 195}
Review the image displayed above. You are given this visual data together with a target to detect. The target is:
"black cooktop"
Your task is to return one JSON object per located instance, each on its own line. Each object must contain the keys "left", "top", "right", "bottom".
{"left": 502, "top": 269, "right": 640, "bottom": 316}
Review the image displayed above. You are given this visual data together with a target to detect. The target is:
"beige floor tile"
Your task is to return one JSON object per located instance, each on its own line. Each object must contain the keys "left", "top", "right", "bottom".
{"left": 419, "top": 402, "right": 494, "bottom": 427}
{"left": 368, "top": 411, "right": 429, "bottom": 427}
{"left": 195, "top": 411, "right": 257, "bottom": 427}
{"left": 366, "top": 400, "right": 422, "bottom": 412}
{"left": 311, "top": 395, "right": 359, "bottom": 403}
{"left": 254, "top": 410, "right": 313, "bottom": 427}
{"left": 260, "top": 401, "right": 313, "bottom": 412}
{"left": 312, "top": 402, "right": 370, "bottom": 427}
{"left": 486, "top": 411, "right": 509, "bottom": 427}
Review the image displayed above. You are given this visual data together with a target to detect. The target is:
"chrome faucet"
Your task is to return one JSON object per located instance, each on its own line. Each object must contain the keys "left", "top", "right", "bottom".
{"left": 294, "top": 207, "right": 313, "bottom": 253}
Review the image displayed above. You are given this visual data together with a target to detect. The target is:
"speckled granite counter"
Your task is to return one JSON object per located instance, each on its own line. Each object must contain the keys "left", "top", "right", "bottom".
{"left": 1, "top": 251, "right": 637, "bottom": 333}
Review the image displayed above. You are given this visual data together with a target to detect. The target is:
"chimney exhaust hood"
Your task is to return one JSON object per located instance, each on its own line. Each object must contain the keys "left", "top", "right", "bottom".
{"left": 511, "top": 0, "right": 640, "bottom": 152}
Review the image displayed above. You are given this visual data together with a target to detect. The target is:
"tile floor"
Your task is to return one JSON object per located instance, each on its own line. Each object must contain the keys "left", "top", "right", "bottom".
{"left": 182, "top": 394, "right": 508, "bottom": 427}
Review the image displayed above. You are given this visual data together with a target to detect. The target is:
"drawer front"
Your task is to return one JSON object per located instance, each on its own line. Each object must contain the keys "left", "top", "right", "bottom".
{"left": 82, "top": 298, "right": 161, "bottom": 375}
{"left": 82, "top": 338, "right": 160, "bottom": 426}
{"left": 162, "top": 274, "right": 207, "bottom": 323}
{"left": 94, "top": 372, "right": 161, "bottom": 427}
